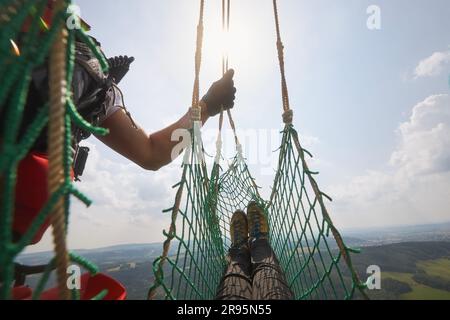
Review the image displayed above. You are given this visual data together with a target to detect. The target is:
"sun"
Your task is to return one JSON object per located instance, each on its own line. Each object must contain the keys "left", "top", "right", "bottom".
{"left": 200, "top": 1, "right": 275, "bottom": 88}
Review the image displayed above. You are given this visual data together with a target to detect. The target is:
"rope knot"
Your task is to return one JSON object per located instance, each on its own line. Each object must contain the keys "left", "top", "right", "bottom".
{"left": 190, "top": 106, "right": 202, "bottom": 123}
{"left": 277, "top": 40, "right": 284, "bottom": 51}
{"left": 283, "top": 109, "right": 293, "bottom": 124}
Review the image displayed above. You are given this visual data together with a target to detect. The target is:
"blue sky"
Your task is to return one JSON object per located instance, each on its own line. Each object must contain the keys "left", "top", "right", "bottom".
{"left": 28, "top": 0, "right": 450, "bottom": 252}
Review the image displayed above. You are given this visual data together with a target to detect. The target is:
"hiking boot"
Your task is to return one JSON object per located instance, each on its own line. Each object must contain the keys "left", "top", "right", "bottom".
{"left": 230, "top": 210, "right": 249, "bottom": 248}
{"left": 247, "top": 201, "right": 269, "bottom": 240}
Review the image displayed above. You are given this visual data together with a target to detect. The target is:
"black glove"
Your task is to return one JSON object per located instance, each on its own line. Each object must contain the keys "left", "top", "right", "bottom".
{"left": 107, "top": 55, "right": 135, "bottom": 84}
{"left": 201, "top": 69, "right": 236, "bottom": 117}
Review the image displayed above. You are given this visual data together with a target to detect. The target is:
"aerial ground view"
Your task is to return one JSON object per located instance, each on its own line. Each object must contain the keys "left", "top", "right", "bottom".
{"left": 0, "top": 0, "right": 449, "bottom": 309}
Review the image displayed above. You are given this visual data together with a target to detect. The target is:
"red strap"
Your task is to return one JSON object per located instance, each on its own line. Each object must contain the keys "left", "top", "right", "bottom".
{"left": 21, "top": 1, "right": 55, "bottom": 33}
{"left": 12, "top": 286, "right": 33, "bottom": 300}
{"left": 39, "top": 273, "right": 127, "bottom": 300}
{"left": 13, "top": 152, "right": 74, "bottom": 245}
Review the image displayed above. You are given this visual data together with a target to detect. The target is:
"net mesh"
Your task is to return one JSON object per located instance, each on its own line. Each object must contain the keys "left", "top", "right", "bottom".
{"left": 268, "top": 126, "right": 366, "bottom": 299}
{"left": 148, "top": 0, "right": 368, "bottom": 301}
{"left": 0, "top": 0, "right": 107, "bottom": 300}
{"left": 149, "top": 124, "right": 368, "bottom": 300}
{"left": 0, "top": 0, "right": 368, "bottom": 301}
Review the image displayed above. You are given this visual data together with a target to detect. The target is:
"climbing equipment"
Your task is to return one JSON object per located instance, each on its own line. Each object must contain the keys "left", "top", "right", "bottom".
{"left": 0, "top": 0, "right": 122, "bottom": 300}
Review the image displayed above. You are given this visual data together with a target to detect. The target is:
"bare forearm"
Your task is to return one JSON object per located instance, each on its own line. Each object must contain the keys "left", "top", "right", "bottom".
{"left": 148, "top": 104, "right": 209, "bottom": 169}
{"left": 97, "top": 103, "right": 209, "bottom": 171}
{"left": 97, "top": 69, "right": 235, "bottom": 171}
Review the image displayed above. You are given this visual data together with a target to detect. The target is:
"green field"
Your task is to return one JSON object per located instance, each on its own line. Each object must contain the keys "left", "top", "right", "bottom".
{"left": 417, "top": 259, "right": 450, "bottom": 279}
{"left": 383, "top": 259, "right": 450, "bottom": 300}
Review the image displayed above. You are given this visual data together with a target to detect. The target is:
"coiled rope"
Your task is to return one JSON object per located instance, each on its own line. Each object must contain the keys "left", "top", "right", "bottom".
{"left": 48, "top": 0, "right": 70, "bottom": 300}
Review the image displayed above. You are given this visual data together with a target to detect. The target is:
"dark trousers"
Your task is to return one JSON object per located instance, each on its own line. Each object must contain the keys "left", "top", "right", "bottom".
{"left": 216, "top": 238, "right": 294, "bottom": 300}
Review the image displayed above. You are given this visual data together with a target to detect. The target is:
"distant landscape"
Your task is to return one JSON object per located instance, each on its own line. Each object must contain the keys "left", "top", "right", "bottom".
{"left": 352, "top": 241, "right": 450, "bottom": 300}
{"left": 17, "top": 222, "right": 450, "bottom": 300}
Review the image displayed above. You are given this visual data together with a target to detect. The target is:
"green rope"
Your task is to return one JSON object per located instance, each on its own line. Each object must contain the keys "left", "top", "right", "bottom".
{"left": 150, "top": 125, "right": 367, "bottom": 300}
{"left": 147, "top": 1, "right": 367, "bottom": 298}
{"left": 1, "top": 1, "right": 367, "bottom": 301}
{"left": 0, "top": 0, "right": 109, "bottom": 300}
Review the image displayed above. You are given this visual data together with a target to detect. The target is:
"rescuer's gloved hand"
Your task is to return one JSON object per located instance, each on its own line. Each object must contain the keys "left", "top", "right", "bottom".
{"left": 201, "top": 69, "right": 236, "bottom": 117}
{"left": 107, "top": 55, "right": 135, "bottom": 84}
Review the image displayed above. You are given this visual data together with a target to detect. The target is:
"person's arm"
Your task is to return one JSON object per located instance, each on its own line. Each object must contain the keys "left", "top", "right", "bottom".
{"left": 97, "top": 69, "right": 236, "bottom": 171}
{"left": 96, "top": 101, "right": 209, "bottom": 171}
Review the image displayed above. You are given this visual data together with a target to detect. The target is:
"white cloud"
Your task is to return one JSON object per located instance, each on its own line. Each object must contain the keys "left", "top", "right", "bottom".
{"left": 329, "top": 94, "right": 450, "bottom": 229}
{"left": 391, "top": 94, "right": 450, "bottom": 175}
{"left": 77, "top": 142, "right": 176, "bottom": 212}
{"left": 26, "top": 141, "right": 181, "bottom": 253}
{"left": 25, "top": 126, "right": 320, "bottom": 253}
{"left": 414, "top": 49, "right": 450, "bottom": 78}
{"left": 25, "top": 93, "right": 449, "bottom": 253}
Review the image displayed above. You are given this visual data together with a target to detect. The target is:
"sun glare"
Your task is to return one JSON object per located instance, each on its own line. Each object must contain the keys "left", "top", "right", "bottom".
{"left": 201, "top": 1, "right": 274, "bottom": 85}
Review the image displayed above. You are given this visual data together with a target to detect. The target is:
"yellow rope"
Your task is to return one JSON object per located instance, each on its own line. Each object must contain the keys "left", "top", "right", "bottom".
{"left": 148, "top": 0, "right": 206, "bottom": 300}
{"left": 191, "top": 0, "right": 205, "bottom": 112}
{"left": 219, "top": 0, "right": 242, "bottom": 156}
{"left": 272, "top": 0, "right": 293, "bottom": 124}
{"left": 48, "top": 0, "right": 70, "bottom": 300}
{"left": 221, "top": 0, "right": 230, "bottom": 75}
{"left": 214, "top": 0, "right": 230, "bottom": 165}
{"left": 271, "top": 0, "right": 369, "bottom": 299}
